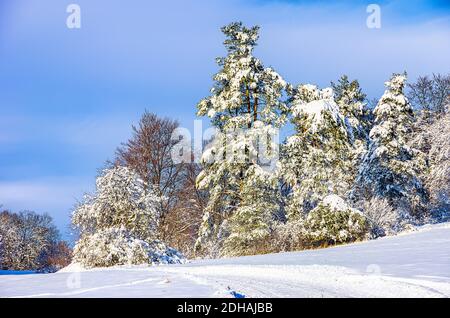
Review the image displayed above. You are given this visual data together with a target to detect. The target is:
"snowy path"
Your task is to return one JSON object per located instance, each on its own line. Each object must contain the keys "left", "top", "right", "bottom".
{"left": 1, "top": 223, "right": 449, "bottom": 298}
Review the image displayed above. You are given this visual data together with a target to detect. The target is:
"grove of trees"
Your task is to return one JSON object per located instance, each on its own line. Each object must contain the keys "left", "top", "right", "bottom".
{"left": 2, "top": 22, "right": 448, "bottom": 271}
{"left": 0, "top": 209, "right": 71, "bottom": 271}
{"left": 70, "top": 22, "right": 448, "bottom": 266}
{"left": 1, "top": 22, "right": 444, "bottom": 271}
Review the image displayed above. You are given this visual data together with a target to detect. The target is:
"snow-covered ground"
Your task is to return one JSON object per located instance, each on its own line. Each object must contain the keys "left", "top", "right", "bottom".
{"left": 1, "top": 222, "right": 449, "bottom": 298}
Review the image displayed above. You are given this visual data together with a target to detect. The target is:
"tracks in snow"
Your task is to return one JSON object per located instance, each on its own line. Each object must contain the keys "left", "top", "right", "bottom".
{"left": 157, "top": 265, "right": 450, "bottom": 298}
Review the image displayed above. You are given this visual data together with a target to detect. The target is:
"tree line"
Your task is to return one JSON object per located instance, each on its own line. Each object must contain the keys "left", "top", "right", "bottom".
{"left": 0, "top": 209, "right": 71, "bottom": 271}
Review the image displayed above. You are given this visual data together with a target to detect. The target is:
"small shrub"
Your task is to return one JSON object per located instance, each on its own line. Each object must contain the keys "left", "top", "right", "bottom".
{"left": 270, "top": 219, "right": 308, "bottom": 252}
{"left": 305, "top": 195, "right": 368, "bottom": 246}
{"left": 357, "top": 197, "right": 400, "bottom": 238}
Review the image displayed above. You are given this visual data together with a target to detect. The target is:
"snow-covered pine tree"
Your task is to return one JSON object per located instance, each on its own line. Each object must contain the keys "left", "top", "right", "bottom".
{"left": 195, "top": 22, "right": 287, "bottom": 256}
{"left": 281, "top": 84, "right": 353, "bottom": 218}
{"left": 353, "top": 73, "right": 428, "bottom": 218}
{"left": 72, "top": 166, "right": 185, "bottom": 268}
{"left": 221, "top": 151, "right": 280, "bottom": 257}
{"left": 331, "top": 75, "right": 371, "bottom": 161}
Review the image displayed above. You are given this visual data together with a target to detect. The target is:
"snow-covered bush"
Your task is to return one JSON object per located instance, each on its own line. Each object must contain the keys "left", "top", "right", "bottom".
{"left": 73, "top": 227, "right": 150, "bottom": 268}
{"left": 222, "top": 205, "right": 272, "bottom": 257}
{"left": 357, "top": 197, "right": 399, "bottom": 238}
{"left": 73, "top": 227, "right": 185, "bottom": 268}
{"left": 72, "top": 166, "right": 161, "bottom": 241}
{"left": 271, "top": 195, "right": 368, "bottom": 252}
{"left": 72, "top": 166, "right": 185, "bottom": 268}
{"left": 305, "top": 195, "right": 368, "bottom": 246}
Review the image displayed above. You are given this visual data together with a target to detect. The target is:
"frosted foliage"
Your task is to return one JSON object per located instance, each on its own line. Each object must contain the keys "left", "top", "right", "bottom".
{"left": 288, "top": 84, "right": 334, "bottom": 105}
{"left": 322, "top": 194, "right": 351, "bottom": 211}
{"left": 292, "top": 99, "right": 342, "bottom": 133}
{"left": 222, "top": 205, "right": 272, "bottom": 257}
{"left": 0, "top": 215, "right": 20, "bottom": 269}
{"left": 354, "top": 73, "right": 428, "bottom": 217}
{"left": 198, "top": 121, "right": 279, "bottom": 169}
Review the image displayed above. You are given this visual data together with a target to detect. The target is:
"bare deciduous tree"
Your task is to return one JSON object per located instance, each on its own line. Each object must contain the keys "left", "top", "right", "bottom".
{"left": 115, "top": 111, "right": 184, "bottom": 219}
{"left": 160, "top": 162, "right": 207, "bottom": 257}
{"left": 424, "top": 111, "right": 450, "bottom": 219}
{"left": 407, "top": 73, "right": 450, "bottom": 121}
{"left": 115, "top": 111, "right": 206, "bottom": 256}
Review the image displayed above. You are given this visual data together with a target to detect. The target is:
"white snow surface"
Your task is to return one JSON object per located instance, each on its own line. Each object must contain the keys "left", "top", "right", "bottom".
{"left": 1, "top": 222, "right": 449, "bottom": 298}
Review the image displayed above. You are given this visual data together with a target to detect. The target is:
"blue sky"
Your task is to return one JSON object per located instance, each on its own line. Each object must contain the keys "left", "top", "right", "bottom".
{"left": 0, "top": 0, "right": 449, "bottom": 240}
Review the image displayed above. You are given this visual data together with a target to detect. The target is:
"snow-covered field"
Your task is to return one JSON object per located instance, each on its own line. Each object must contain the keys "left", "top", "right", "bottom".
{"left": 1, "top": 223, "right": 449, "bottom": 298}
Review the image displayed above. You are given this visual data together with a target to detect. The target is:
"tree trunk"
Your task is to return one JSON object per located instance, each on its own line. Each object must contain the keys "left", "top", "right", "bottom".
{"left": 246, "top": 84, "right": 252, "bottom": 128}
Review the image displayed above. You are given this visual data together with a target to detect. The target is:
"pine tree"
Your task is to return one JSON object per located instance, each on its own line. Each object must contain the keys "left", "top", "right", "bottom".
{"left": 195, "top": 22, "right": 287, "bottom": 256}
{"left": 331, "top": 76, "right": 372, "bottom": 194}
{"left": 331, "top": 75, "right": 370, "bottom": 158}
{"left": 221, "top": 159, "right": 280, "bottom": 256}
{"left": 281, "top": 84, "right": 353, "bottom": 218}
{"left": 353, "top": 73, "right": 428, "bottom": 218}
